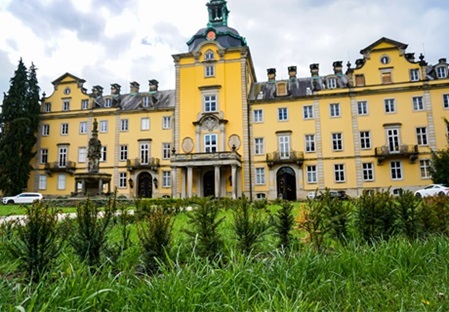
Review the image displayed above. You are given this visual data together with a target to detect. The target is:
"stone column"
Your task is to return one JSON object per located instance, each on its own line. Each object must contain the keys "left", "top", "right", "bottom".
{"left": 98, "top": 179, "right": 103, "bottom": 195}
{"left": 171, "top": 167, "right": 177, "bottom": 198}
{"left": 214, "top": 165, "right": 221, "bottom": 198}
{"left": 231, "top": 165, "right": 237, "bottom": 199}
{"left": 187, "top": 167, "right": 193, "bottom": 198}
{"left": 181, "top": 168, "right": 186, "bottom": 198}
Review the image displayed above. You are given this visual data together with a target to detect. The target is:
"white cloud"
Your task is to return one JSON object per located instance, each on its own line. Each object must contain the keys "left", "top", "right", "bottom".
{"left": 0, "top": 0, "right": 448, "bottom": 97}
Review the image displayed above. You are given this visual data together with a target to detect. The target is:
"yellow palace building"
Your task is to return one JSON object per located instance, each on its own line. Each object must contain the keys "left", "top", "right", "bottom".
{"left": 28, "top": 0, "right": 449, "bottom": 200}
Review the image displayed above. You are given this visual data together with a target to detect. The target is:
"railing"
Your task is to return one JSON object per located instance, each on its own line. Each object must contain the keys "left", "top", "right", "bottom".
{"left": 266, "top": 150, "right": 304, "bottom": 167}
{"left": 127, "top": 158, "right": 160, "bottom": 172}
{"left": 374, "top": 144, "right": 419, "bottom": 164}
{"left": 45, "top": 161, "right": 77, "bottom": 175}
{"left": 172, "top": 151, "right": 241, "bottom": 162}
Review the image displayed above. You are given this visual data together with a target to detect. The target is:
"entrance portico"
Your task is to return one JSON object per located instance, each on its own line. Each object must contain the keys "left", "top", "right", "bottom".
{"left": 171, "top": 151, "right": 242, "bottom": 199}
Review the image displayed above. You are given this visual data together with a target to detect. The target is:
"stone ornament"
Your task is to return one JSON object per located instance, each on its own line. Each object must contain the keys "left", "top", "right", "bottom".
{"left": 228, "top": 134, "right": 241, "bottom": 150}
{"left": 182, "top": 137, "right": 194, "bottom": 153}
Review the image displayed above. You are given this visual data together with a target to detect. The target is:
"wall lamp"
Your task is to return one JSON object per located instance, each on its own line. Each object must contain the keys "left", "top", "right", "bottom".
{"left": 128, "top": 178, "right": 134, "bottom": 189}
{"left": 153, "top": 177, "right": 158, "bottom": 189}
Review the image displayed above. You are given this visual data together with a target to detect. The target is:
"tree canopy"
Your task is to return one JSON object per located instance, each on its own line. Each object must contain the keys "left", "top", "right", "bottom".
{"left": 430, "top": 118, "right": 449, "bottom": 185}
{"left": 0, "top": 59, "right": 41, "bottom": 195}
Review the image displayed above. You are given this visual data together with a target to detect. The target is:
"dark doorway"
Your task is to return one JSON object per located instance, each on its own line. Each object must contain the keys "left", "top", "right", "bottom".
{"left": 138, "top": 172, "right": 153, "bottom": 198}
{"left": 203, "top": 170, "right": 215, "bottom": 197}
{"left": 276, "top": 167, "right": 297, "bottom": 200}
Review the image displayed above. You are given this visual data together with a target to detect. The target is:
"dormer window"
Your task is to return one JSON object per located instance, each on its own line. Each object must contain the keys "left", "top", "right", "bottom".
{"left": 142, "top": 96, "right": 150, "bottom": 107}
{"left": 275, "top": 82, "right": 288, "bottom": 96}
{"left": 436, "top": 66, "right": 448, "bottom": 79}
{"left": 62, "top": 100, "right": 70, "bottom": 111}
{"left": 381, "top": 69, "right": 393, "bottom": 84}
{"left": 205, "top": 50, "right": 215, "bottom": 61}
{"left": 105, "top": 98, "right": 112, "bottom": 107}
{"left": 327, "top": 78, "right": 337, "bottom": 89}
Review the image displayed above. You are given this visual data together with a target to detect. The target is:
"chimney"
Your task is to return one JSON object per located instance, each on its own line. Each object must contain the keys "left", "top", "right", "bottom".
{"left": 149, "top": 79, "right": 159, "bottom": 93}
{"left": 310, "top": 63, "right": 319, "bottom": 77}
{"left": 333, "top": 61, "right": 343, "bottom": 75}
{"left": 288, "top": 66, "right": 297, "bottom": 78}
{"left": 130, "top": 81, "right": 140, "bottom": 94}
{"left": 111, "top": 83, "right": 121, "bottom": 96}
{"left": 267, "top": 68, "right": 276, "bottom": 82}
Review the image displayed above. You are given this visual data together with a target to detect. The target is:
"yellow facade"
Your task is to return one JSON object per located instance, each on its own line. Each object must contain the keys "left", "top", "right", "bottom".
{"left": 27, "top": 1, "right": 449, "bottom": 200}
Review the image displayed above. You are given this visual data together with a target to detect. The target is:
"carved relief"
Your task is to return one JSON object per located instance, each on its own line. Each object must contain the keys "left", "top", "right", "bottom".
{"left": 182, "top": 137, "right": 194, "bottom": 153}
{"left": 228, "top": 134, "right": 241, "bottom": 150}
{"left": 202, "top": 116, "right": 218, "bottom": 131}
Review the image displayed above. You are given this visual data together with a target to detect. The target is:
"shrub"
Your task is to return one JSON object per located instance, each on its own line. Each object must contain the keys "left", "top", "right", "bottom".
{"left": 395, "top": 190, "right": 421, "bottom": 239}
{"left": 418, "top": 196, "right": 449, "bottom": 236}
{"left": 184, "top": 197, "right": 225, "bottom": 262}
{"left": 2, "top": 202, "right": 63, "bottom": 282}
{"left": 138, "top": 207, "right": 174, "bottom": 274}
{"left": 232, "top": 196, "right": 270, "bottom": 255}
{"left": 272, "top": 200, "right": 295, "bottom": 250}
{"left": 355, "top": 189, "right": 397, "bottom": 243}
{"left": 67, "top": 197, "right": 114, "bottom": 269}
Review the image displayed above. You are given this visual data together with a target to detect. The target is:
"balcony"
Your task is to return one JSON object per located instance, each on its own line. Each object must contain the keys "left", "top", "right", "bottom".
{"left": 374, "top": 144, "right": 419, "bottom": 165}
{"left": 266, "top": 150, "right": 304, "bottom": 168}
{"left": 171, "top": 151, "right": 242, "bottom": 167}
{"left": 127, "top": 158, "right": 160, "bottom": 172}
{"left": 45, "top": 161, "right": 77, "bottom": 176}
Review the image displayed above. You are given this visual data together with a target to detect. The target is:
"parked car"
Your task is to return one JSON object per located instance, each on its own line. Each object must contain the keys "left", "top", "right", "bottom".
{"left": 2, "top": 192, "right": 43, "bottom": 204}
{"left": 308, "top": 190, "right": 349, "bottom": 200}
{"left": 414, "top": 184, "right": 449, "bottom": 198}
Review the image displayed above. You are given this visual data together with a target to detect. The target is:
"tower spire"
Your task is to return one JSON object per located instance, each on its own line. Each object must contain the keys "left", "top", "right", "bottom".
{"left": 207, "top": 0, "right": 229, "bottom": 27}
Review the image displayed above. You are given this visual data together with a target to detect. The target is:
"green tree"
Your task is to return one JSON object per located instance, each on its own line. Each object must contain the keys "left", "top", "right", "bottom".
{"left": 0, "top": 59, "right": 41, "bottom": 195}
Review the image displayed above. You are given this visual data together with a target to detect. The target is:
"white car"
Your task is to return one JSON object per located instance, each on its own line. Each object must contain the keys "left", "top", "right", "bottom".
{"left": 414, "top": 184, "right": 449, "bottom": 198}
{"left": 2, "top": 192, "right": 43, "bottom": 204}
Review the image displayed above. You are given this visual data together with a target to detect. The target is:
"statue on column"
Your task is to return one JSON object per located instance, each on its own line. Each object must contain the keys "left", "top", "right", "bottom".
{"left": 87, "top": 118, "right": 102, "bottom": 173}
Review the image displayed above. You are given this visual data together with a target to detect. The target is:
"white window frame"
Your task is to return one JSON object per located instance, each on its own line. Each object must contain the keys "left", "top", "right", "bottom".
{"left": 334, "top": 164, "right": 346, "bottom": 183}
{"left": 121, "top": 119, "right": 129, "bottom": 131}
{"left": 420, "top": 159, "right": 431, "bottom": 179}
{"left": 204, "top": 134, "right": 218, "bottom": 153}
{"left": 99, "top": 120, "right": 108, "bottom": 133}
{"left": 327, "top": 78, "right": 337, "bottom": 89}
{"left": 38, "top": 174, "right": 47, "bottom": 190}
{"left": 42, "top": 124, "right": 50, "bottom": 136}
{"left": 357, "top": 101, "right": 368, "bottom": 115}
{"left": 305, "top": 134, "right": 315, "bottom": 153}
{"left": 360, "top": 131, "right": 371, "bottom": 149}
{"left": 100, "top": 146, "right": 107, "bottom": 162}
{"left": 142, "top": 96, "right": 151, "bottom": 107}
{"left": 60, "top": 123, "right": 69, "bottom": 135}
{"left": 141, "top": 117, "right": 150, "bottom": 130}
{"left": 410, "top": 69, "right": 420, "bottom": 81}
{"left": 332, "top": 133, "right": 343, "bottom": 151}
{"left": 443, "top": 94, "right": 449, "bottom": 109}
{"left": 204, "top": 94, "right": 218, "bottom": 112}
{"left": 162, "top": 171, "right": 171, "bottom": 187}
{"left": 386, "top": 127, "right": 401, "bottom": 153}
{"left": 330, "top": 103, "right": 340, "bottom": 117}
{"left": 119, "top": 172, "right": 127, "bottom": 188}
{"left": 254, "top": 138, "right": 264, "bottom": 155}
{"left": 140, "top": 143, "right": 149, "bottom": 164}
{"left": 303, "top": 105, "right": 314, "bottom": 119}
{"left": 78, "top": 147, "right": 87, "bottom": 163}
{"left": 205, "top": 65, "right": 215, "bottom": 77}
{"left": 205, "top": 50, "right": 215, "bottom": 61}
{"left": 40, "top": 148, "right": 48, "bottom": 164}
{"left": 81, "top": 99, "right": 89, "bottom": 110}
{"left": 79, "top": 122, "right": 87, "bottom": 134}
{"left": 416, "top": 127, "right": 428, "bottom": 146}
{"left": 390, "top": 161, "right": 403, "bottom": 180}
{"left": 62, "top": 100, "right": 70, "bottom": 111}
{"left": 384, "top": 98, "right": 396, "bottom": 113}
{"left": 255, "top": 168, "right": 266, "bottom": 185}
{"left": 412, "top": 96, "right": 424, "bottom": 111}
{"left": 278, "top": 107, "right": 288, "bottom": 121}
{"left": 44, "top": 102, "right": 51, "bottom": 112}
{"left": 253, "top": 109, "right": 263, "bottom": 123}
{"left": 105, "top": 98, "right": 112, "bottom": 108}
{"left": 119, "top": 145, "right": 128, "bottom": 162}
{"left": 162, "top": 143, "right": 171, "bottom": 159}
{"left": 278, "top": 135, "right": 290, "bottom": 159}
{"left": 162, "top": 116, "right": 171, "bottom": 129}
{"left": 362, "top": 162, "right": 374, "bottom": 181}
{"left": 436, "top": 66, "right": 447, "bottom": 79}
{"left": 306, "top": 165, "right": 317, "bottom": 183}
{"left": 57, "top": 174, "right": 66, "bottom": 190}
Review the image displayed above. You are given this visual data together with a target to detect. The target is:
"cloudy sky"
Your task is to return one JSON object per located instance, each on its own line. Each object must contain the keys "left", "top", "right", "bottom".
{"left": 1, "top": 0, "right": 448, "bottom": 98}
